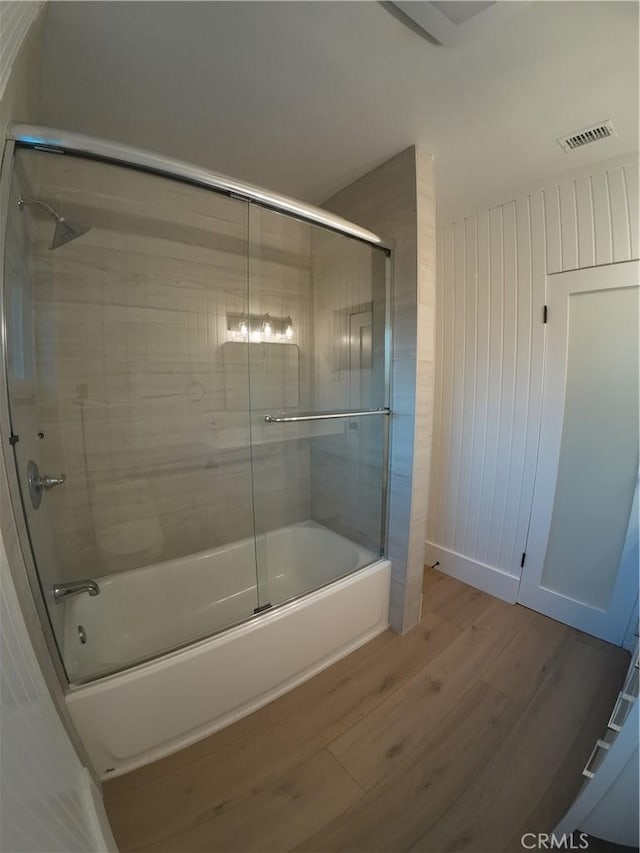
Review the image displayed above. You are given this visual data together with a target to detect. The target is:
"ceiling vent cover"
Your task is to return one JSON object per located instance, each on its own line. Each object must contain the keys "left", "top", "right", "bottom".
{"left": 557, "top": 121, "right": 616, "bottom": 152}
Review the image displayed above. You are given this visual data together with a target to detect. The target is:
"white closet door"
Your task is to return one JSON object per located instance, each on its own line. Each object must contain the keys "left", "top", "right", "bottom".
{"left": 518, "top": 261, "right": 639, "bottom": 644}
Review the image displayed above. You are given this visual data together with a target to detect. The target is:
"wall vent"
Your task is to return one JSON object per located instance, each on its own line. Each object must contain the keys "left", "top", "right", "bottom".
{"left": 557, "top": 121, "right": 616, "bottom": 152}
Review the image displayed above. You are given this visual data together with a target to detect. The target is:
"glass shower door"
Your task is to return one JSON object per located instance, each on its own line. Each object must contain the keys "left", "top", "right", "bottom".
{"left": 247, "top": 204, "right": 389, "bottom": 611}
{"left": 3, "top": 147, "right": 261, "bottom": 681}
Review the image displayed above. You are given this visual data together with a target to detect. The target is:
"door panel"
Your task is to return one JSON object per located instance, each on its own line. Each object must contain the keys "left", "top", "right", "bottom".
{"left": 518, "top": 261, "right": 639, "bottom": 644}
{"left": 3, "top": 148, "right": 259, "bottom": 681}
{"left": 247, "top": 205, "right": 389, "bottom": 611}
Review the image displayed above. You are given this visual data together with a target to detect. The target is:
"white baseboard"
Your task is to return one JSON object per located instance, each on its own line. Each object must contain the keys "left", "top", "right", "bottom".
{"left": 424, "top": 541, "right": 520, "bottom": 604}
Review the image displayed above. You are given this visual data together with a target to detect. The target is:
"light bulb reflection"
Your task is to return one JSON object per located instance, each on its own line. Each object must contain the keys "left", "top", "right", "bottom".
{"left": 228, "top": 312, "right": 294, "bottom": 344}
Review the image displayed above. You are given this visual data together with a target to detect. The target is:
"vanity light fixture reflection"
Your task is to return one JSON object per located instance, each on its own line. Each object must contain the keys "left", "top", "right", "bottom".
{"left": 227, "top": 312, "right": 295, "bottom": 343}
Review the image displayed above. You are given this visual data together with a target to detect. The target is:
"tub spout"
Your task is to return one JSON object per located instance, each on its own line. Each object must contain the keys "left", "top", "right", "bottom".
{"left": 52, "top": 579, "right": 100, "bottom": 604}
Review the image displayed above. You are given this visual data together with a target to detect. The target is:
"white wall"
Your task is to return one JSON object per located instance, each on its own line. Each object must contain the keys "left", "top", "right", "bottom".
{"left": 426, "top": 155, "right": 639, "bottom": 601}
{"left": 1, "top": 4, "right": 116, "bottom": 850}
{"left": 0, "top": 2, "right": 45, "bottom": 103}
{"left": 0, "top": 539, "right": 116, "bottom": 852}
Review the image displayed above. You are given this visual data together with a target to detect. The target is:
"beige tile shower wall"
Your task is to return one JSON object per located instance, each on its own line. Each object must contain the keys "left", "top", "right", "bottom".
{"left": 27, "top": 154, "right": 312, "bottom": 581}
{"left": 308, "top": 230, "right": 386, "bottom": 552}
{"left": 323, "top": 146, "right": 436, "bottom": 633}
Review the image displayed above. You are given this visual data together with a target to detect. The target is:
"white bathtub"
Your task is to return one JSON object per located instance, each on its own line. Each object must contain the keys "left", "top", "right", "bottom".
{"left": 63, "top": 521, "right": 377, "bottom": 681}
{"left": 64, "top": 521, "right": 390, "bottom": 778}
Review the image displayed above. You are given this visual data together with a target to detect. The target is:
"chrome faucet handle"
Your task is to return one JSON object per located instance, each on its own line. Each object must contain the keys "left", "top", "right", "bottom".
{"left": 27, "top": 460, "right": 66, "bottom": 509}
{"left": 39, "top": 473, "right": 66, "bottom": 490}
{"left": 52, "top": 579, "right": 100, "bottom": 604}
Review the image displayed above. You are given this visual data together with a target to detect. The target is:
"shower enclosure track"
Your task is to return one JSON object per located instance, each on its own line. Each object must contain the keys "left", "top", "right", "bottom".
{"left": 7, "top": 124, "right": 392, "bottom": 250}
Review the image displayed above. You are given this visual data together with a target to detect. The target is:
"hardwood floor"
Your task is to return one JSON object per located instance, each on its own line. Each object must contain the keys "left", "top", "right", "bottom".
{"left": 104, "top": 568, "right": 630, "bottom": 853}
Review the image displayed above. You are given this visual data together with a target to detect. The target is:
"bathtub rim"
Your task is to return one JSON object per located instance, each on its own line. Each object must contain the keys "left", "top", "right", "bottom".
{"left": 66, "top": 548, "right": 387, "bottom": 690}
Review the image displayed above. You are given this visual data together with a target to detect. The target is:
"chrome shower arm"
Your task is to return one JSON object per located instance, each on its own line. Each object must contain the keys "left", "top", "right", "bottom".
{"left": 18, "top": 196, "right": 62, "bottom": 221}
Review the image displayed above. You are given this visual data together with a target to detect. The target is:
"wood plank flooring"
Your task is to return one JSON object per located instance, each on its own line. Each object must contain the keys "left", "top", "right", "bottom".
{"left": 104, "top": 568, "right": 630, "bottom": 853}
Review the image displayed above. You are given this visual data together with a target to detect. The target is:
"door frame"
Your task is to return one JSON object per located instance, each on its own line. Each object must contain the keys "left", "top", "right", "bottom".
{"left": 517, "top": 260, "right": 639, "bottom": 644}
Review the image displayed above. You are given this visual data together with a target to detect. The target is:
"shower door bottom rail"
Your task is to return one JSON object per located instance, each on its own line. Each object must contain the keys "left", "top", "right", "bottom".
{"left": 264, "top": 407, "right": 390, "bottom": 423}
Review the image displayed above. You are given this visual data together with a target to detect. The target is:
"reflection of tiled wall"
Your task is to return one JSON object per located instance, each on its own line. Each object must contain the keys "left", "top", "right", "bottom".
{"left": 25, "top": 153, "right": 311, "bottom": 581}
{"left": 309, "top": 229, "right": 386, "bottom": 554}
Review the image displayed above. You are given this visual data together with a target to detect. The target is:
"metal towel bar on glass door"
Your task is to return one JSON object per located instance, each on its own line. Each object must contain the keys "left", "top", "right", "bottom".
{"left": 264, "top": 407, "right": 390, "bottom": 423}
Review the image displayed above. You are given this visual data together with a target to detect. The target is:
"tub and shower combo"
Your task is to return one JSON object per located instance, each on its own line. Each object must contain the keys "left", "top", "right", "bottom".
{"left": 1, "top": 126, "right": 392, "bottom": 777}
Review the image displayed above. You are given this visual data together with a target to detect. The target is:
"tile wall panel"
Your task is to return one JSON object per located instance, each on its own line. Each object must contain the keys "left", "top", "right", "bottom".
{"left": 20, "top": 153, "right": 312, "bottom": 580}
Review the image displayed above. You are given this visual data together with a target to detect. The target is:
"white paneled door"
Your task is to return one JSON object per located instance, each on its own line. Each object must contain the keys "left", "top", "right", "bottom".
{"left": 518, "top": 261, "right": 639, "bottom": 644}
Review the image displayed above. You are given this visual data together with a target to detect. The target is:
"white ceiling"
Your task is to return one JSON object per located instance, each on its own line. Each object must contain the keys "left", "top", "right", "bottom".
{"left": 39, "top": 1, "right": 638, "bottom": 223}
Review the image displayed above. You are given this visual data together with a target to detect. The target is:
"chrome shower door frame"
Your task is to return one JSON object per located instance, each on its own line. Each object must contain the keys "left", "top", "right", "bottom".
{"left": 0, "top": 126, "right": 394, "bottom": 689}
{"left": 0, "top": 138, "right": 72, "bottom": 691}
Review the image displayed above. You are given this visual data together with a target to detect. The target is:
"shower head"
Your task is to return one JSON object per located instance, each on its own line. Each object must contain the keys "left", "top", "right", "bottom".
{"left": 50, "top": 216, "right": 91, "bottom": 250}
{"left": 18, "top": 197, "right": 91, "bottom": 250}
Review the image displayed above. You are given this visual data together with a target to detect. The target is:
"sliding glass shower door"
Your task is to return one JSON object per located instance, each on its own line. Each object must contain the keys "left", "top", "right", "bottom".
{"left": 3, "top": 147, "right": 261, "bottom": 680}
{"left": 248, "top": 205, "right": 389, "bottom": 611}
{"left": 2, "top": 143, "right": 390, "bottom": 684}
